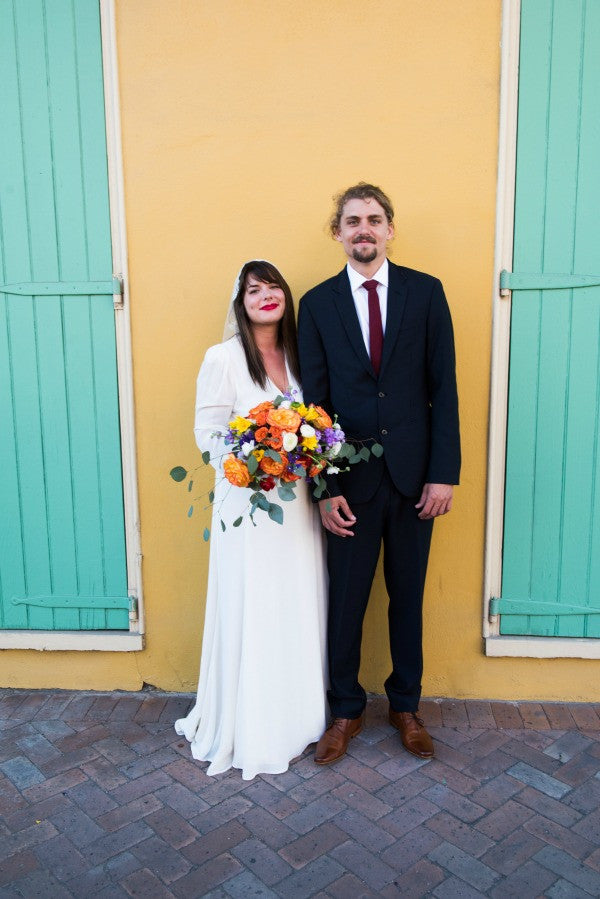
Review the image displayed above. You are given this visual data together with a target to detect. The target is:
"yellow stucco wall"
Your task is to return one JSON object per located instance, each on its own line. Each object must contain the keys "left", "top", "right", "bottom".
{"left": 4, "top": 0, "right": 599, "bottom": 701}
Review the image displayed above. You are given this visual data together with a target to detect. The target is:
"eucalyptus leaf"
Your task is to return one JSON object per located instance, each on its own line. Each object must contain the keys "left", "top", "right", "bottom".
{"left": 203, "top": 527, "right": 210, "bottom": 541}
{"left": 247, "top": 454, "right": 259, "bottom": 475}
{"left": 170, "top": 466, "right": 187, "bottom": 482}
{"left": 268, "top": 503, "right": 284, "bottom": 525}
{"left": 250, "top": 492, "right": 261, "bottom": 505}
{"left": 202, "top": 451, "right": 211, "bottom": 465}
{"left": 255, "top": 493, "right": 270, "bottom": 511}
{"left": 359, "top": 446, "right": 371, "bottom": 461}
{"left": 313, "top": 482, "right": 326, "bottom": 499}
{"left": 277, "top": 485, "right": 296, "bottom": 502}
{"left": 273, "top": 394, "right": 284, "bottom": 407}
{"left": 220, "top": 519, "right": 226, "bottom": 532}
{"left": 371, "top": 442, "right": 384, "bottom": 458}
{"left": 233, "top": 516, "right": 243, "bottom": 527}
{"left": 348, "top": 453, "right": 362, "bottom": 464}
{"left": 208, "top": 490, "right": 215, "bottom": 503}
{"left": 265, "top": 448, "right": 282, "bottom": 462}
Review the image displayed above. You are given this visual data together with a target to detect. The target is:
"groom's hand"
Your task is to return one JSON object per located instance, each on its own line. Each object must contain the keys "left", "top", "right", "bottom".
{"left": 415, "top": 483, "right": 453, "bottom": 519}
{"left": 319, "top": 496, "right": 356, "bottom": 537}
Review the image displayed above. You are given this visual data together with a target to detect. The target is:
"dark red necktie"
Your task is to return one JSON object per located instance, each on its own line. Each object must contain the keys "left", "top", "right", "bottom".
{"left": 363, "top": 279, "right": 383, "bottom": 375}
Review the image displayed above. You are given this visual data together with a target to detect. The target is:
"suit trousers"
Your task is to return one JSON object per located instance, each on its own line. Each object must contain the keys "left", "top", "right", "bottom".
{"left": 326, "top": 469, "right": 434, "bottom": 719}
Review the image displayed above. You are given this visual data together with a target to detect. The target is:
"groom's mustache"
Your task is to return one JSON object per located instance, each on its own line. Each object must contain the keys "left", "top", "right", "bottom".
{"left": 352, "top": 235, "right": 376, "bottom": 244}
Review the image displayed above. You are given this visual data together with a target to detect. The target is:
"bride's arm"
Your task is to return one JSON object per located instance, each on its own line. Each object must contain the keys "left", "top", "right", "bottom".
{"left": 194, "top": 344, "right": 235, "bottom": 471}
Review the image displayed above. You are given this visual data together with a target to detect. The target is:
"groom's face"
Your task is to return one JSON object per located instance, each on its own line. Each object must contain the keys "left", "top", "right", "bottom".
{"left": 335, "top": 197, "right": 394, "bottom": 268}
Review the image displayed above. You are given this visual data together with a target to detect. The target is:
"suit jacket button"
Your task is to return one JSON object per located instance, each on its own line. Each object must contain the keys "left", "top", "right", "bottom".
{"left": 378, "top": 391, "right": 385, "bottom": 398}
{"left": 381, "top": 428, "right": 388, "bottom": 436}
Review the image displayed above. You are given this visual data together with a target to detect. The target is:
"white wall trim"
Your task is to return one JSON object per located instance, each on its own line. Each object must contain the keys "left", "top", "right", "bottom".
{"left": 486, "top": 636, "right": 600, "bottom": 660}
{"left": 99, "top": 0, "right": 145, "bottom": 638}
{"left": 483, "top": 0, "right": 520, "bottom": 641}
{"left": 0, "top": 631, "right": 143, "bottom": 652}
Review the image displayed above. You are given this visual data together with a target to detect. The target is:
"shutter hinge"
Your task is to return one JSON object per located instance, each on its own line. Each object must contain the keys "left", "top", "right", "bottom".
{"left": 113, "top": 275, "right": 124, "bottom": 309}
{"left": 128, "top": 595, "right": 139, "bottom": 624}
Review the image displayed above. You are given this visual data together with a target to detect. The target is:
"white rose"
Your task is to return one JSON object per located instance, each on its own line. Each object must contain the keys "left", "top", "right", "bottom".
{"left": 282, "top": 432, "right": 298, "bottom": 451}
{"left": 327, "top": 466, "right": 340, "bottom": 475}
{"left": 330, "top": 441, "right": 342, "bottom": 457}
{"left": 279, "top": 400, "right": 292, "bottom": 409}
{"left": 241, "top": 441, "right": 255, "bottom": 457}
{"left": 300, "top": 424, "right": 316, "bottom": 438}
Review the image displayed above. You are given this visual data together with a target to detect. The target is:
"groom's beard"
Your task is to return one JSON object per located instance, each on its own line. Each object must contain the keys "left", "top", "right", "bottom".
{"left": 351, "top": 243, "right": 378, "bottom": 264}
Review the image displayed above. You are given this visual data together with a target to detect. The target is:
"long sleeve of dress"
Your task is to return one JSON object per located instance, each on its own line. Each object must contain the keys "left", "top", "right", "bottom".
{"left": 194, "top": 343, "right": 236, "bottom": 472}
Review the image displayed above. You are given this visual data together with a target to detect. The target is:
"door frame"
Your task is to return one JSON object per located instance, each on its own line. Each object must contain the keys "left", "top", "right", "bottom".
{"left": 484, "top": 0, "right": 600, "bottom": 659}
{"left": 0, "top": 0, "right": 144, "bottom": 652}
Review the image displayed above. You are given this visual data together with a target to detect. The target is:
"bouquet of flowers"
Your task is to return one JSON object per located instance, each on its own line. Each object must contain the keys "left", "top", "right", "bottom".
{"left": 171, "top": 390, "right": 382, "bottom": 537}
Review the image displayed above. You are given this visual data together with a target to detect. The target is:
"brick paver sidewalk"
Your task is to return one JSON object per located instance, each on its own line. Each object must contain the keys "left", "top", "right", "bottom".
{"left": 0, "top": 691, "right": 599, "bottom": 897}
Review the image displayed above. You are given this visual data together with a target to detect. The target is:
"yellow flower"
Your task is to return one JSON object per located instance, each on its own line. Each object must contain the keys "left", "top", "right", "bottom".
{"left": 296, "top": 403, "right": 309, "bottom": 417}
{"left": 303, "top": 406, "right": 320, "bottom": 422}
{"left": 301, "top": 435, "right": 318, "bottom": 451}
{"left": 229, "top": 416, "right": 252, "bottom": 434}
{"left": 252, "top": 449, "right": 265, "bottom": 461}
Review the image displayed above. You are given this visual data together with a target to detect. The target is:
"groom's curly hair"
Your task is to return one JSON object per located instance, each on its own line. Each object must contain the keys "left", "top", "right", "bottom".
{"left": 329, "top": 182, "right": 394, "bottom": 236}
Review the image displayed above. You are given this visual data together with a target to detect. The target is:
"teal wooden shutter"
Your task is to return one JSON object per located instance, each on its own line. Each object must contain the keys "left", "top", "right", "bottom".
{"left": 0, "top": 0, "right": 130, "bottom": 631}
{"left": 496, "top": 0, "right": 600, "bottom": 637}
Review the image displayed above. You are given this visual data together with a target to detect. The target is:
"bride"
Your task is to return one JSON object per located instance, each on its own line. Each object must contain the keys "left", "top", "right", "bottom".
{"left": 175, "top": 261, "right": 328, "bottom": 780}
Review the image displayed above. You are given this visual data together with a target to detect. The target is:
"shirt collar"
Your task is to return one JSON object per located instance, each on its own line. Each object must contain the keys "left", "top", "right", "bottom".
{"left": 346, "top": 258, "right": 389, "bottom": 293}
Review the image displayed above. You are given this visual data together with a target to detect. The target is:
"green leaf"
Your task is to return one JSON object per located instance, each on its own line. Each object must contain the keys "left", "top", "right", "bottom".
{"left": 170, "top": 466, "right": 187, "bottom": 482}
{"left": 313, "top": 482, "right": 326, "bottom": 499}
{"left": 202, "top": 451, "right": 211, "bottom": 465}
{"left": 348, "top": 453, "right": 362, "bottom": 464}
{"left": 250, "top": 492, "right": 262, "bottom": 505}
{"left": 233, "top": 516, "right": 243, "bottom": 527}
{"left": 187, "top": 505, "right": 194, "bottom": 517}
{"left": 359, "top": 446, "right": 371, "bottom": 461}
{"left": 265, "top": 448, "right": 282, "bottom": 462}
{"left": 208, "top": 490, "right": 215, "bottom": 503}
{"left": 203, "top": 527, "right": 210, "bottom": 541}
{"left": 220, "top": 519, "right": 226, "bottom": 532}
{"left": 336, "top": 444, "right": 353, "bottom": 459}
{"left": 247, "top": 454, "right": 259, "bottom": 475}
{"left": 268, "top": 503, "right": 284, "bottom": 524}
{"left": 371, "top": 442, "right": 384, "bottom": 458}
{"left": 255, "top": 493, "right": 270, "bottom": 511}
{"left": 277, "top": 485, "right": 296, "bottom": 502}
{"left": 273, "top": 394, "right": 285, "bottom": 407}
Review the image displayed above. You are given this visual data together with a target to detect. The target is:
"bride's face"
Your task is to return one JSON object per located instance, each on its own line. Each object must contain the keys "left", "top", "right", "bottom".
{"left": 243, "top": 275, "right": 286, "bottom": 326}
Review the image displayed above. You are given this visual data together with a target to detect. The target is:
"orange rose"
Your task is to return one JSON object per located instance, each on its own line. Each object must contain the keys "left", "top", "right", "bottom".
{"left": 223, "top": 454, "right": 251, "bottom": 488}
{"left": 313, "top": 405, "right": 332, "bottom": 429}
{"left": 309, "top": 460, "right": 326, "bottom": 477}
{"left": 267, "top": 408, "right": 302, "bottom": 432}
{"left": 264, "top": 427, "right": 283, "bottom": 450}
{"left": 254, "top": 426, "right": 268, "bottom": 443}
{"left": 281, "top": 469, "right": 301, "bottom": 482}
{"left": 249, "top": 401, "right": 274, "bottom": 426}
{"left": 260, "top": 451, "right": 287, "bottom": 477}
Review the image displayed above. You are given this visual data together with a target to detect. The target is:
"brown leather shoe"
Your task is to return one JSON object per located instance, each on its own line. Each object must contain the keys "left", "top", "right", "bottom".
{"left": 389, "top": 709, "right": 434, "bottom": 759}
{"left": 314, "top": 714, "right": 364, "bottom": 765}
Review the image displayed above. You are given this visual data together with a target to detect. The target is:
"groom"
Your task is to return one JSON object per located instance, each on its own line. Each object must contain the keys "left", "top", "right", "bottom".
{"left": 298, "top": 182, "right": 460, "bottom": 763}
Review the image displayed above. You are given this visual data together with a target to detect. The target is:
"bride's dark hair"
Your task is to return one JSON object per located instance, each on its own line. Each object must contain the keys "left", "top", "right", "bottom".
{"left": 232, "top": 261, "right": 301, "bottom": 389}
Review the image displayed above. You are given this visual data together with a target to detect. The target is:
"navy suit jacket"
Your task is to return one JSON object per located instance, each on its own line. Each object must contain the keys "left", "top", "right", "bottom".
{"left": 297, "top": 261, "right": 461, "bottom": 503}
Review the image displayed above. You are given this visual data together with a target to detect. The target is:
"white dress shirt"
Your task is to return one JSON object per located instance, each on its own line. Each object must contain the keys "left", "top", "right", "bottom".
{"left": 346, "top": 259, "right": 389, "bottom": 356}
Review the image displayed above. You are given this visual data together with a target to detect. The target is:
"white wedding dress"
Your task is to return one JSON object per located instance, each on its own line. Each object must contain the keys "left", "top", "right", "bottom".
{"left": 175, "top": 336, "right": 328, "bottom": 780}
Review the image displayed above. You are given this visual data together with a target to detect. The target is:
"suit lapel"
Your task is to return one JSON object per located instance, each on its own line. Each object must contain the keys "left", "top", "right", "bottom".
{"left": 332, "top": 268, "right": 373, "bottom": 375}
{"left": 380, "top": 262, "right": 408, "bottom": 378}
